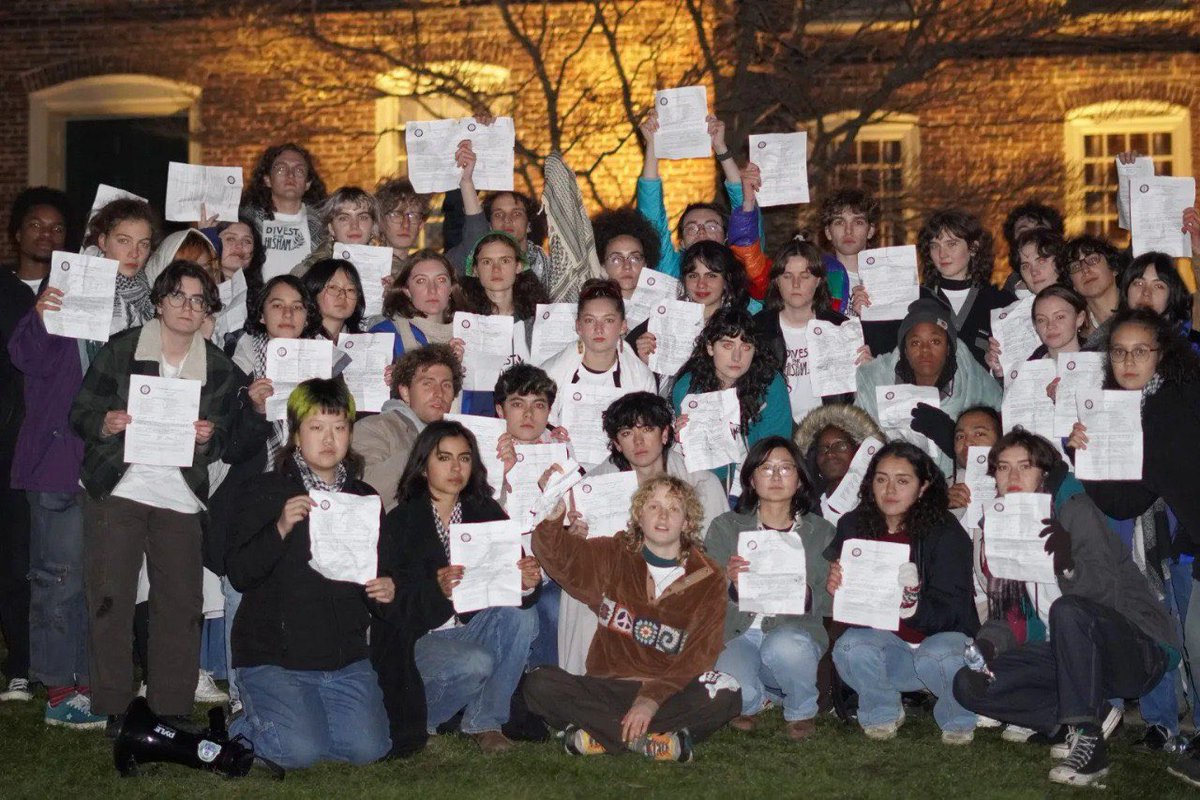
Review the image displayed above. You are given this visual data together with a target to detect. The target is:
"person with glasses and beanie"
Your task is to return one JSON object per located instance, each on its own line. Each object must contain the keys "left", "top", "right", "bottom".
{"left": 69, "top": 260, "right": 240, "bottom": 734}
{"left": 705, "top": 436, "right": 836, "bottom": 741}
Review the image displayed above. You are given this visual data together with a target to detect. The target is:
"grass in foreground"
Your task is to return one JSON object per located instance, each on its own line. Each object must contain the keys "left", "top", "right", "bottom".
{"left": 1, "top": 694, "right": 1193, "bottom": 799}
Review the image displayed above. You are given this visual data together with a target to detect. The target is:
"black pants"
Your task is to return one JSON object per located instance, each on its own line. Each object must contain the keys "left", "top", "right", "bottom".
{"left": 0, "top": 482, "right": 31, "bottom": 681}
{"left": 523, "top": 665, "right": 740, "bottom": 754}
{"left": 953, "top": 595, "right": 1167, "bottom": 733}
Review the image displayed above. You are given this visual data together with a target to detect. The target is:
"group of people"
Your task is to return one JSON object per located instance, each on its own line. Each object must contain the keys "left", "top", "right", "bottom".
{"left": 1, "top": 113, "right": 1199, "bottom": 791}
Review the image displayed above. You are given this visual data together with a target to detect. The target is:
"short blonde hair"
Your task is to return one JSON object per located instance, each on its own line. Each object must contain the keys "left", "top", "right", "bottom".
{"left": 619, "top": 475, "right": 706, "bottom": 561}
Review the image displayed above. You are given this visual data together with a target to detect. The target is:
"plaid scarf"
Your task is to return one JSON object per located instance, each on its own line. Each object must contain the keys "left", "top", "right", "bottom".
{"left": 114, "top": 270, "right": 154, "bottom": 331}
{"left": 431, "top": 499, "right": 463, "bottom": 559}
{"left": 292, "top": 450, "right": 347, "bottom": 493}
{"left": 250, "top": 334, "right": 289, "bottom": 470}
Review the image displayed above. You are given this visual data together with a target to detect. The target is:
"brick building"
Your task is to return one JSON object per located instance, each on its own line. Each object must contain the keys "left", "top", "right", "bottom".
{"left": 2, "top": 1, "right": 1198, "bottom": 269}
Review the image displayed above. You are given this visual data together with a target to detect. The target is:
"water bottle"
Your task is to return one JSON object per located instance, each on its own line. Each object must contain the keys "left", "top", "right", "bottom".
{"left": 964, "top": 640, "right": 994, "bottom": 682}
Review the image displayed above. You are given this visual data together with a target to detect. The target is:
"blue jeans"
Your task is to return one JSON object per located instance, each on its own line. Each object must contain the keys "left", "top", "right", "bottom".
{"left": 414, "top": 605, "right": 537, "bottom": 734}
{"left": 229, "top": 659, "right": 391, "bottom": 770}
{"left": 834, "top": 628, "right": 976, "bottom": 733}
{"left": 530, "top": 580, "right": 560, "bottom": 668}
{"left": 222, "top": 577, "right": 243, "bottom": 704}
{"left": 26, "top": 491, "right": 89, "bottom": 687}
{"left": 1140, "top": 560, "right": 1192, "bottom": 733}
{"left": 716, "top": 626, "right": 821, "bottom": 721}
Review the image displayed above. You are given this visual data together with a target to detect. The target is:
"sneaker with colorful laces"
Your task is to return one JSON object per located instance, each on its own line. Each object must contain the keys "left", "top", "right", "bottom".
{"left": 44, "top": 692, "right": 106, "bottom": 730}
{"left": 563, "top": 726, "right": 607, "bottom": 756}
{"left": 629, "top": 729, "right": 693, "bottom": 763}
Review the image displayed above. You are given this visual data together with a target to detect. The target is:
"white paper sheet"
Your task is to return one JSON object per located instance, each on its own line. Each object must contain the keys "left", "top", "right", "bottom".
{"left": 264, "top": 338, "right": 334, "bottom": 421}
{"left": 1130, "top": 175, "right": 1195, "bottom": 258}
{"left": 123, "top": 375, "right": 201, "bottom": 468}
{"left": 449, "top": 519, "right": 523, "bottom": 613}
{"left": 573, "top": 471, "right": 639, "bottom": 539}
{"left": 833, "top": 538, "right": 910, "bottom": 631}
{"left": 825, "top": 437, "right": 884, "bottom": 516}
{"left": 963, "top": 446, "right": 997, "bottom": 530}
{"left": 807, "top": 318, "right": 864, "bottom": 397}
{"left": 625, "top": 269, "right": 680, "bottom": 329}
{"left": 261, "top": 218, "right": 311, "bottom": 280}
{"left": 165, "top": 162, "right": 244, "bottom": 223}
{"left": 530, "top": 303, "right": 579, "bottom": 366}
{"left": 557, "top": 385, "right": 631, "bottom": 468}
{"left": 647, "top": 299, "right": 704, "bottom": 376}
{"left": 857, "top": 246, "right": 920, "bottom": 321}
{"left": 992, "top": 296, "right": 1040, "bottom": 377}
{"left": 1001, "top": 359, "right": 1057, "bottom": 442}
{"left": 44, "top": 250, "right": 119, "bottom": 342}
{"left": 526, "top": 460, "right": 584, "bottom": 530}
{"left": 453, "top": 311, "right": 517, "bottom": 393}
{"left": 334, "top": 242, "right": 392, "bottom": 317}
{"left": 1116, "top": 156, "right": 1155, "bottom": 230}
{"left": 678, "top": 389, "right": 744, "bottom": 472}
{"left": 875, "top": 384, "right": 940, "bottom": 457}
{"left": 748, "top": 132, "right": 810, "bottom": 207}
{"left": 653, "top": 86, "right": 711, "bottom": 161}
{"left": 1053, "top": 352, "right": 1105, "bottom": 437}
{"left": 1074, "top": 389, "right": 1143, "bottom": 481}
{"left": 503, "top": 442, "right": 571, "bottom": 530}
{"left": 444, "top": 413, "right": 509, "bottom": 497}
{"left": 737, "top": 529, "right": 807, "bottom": 616}
{"left": 88, "top": 184, "right": 147, "bottom": 224}
{"left": 982, "top": 492, "right": 1056, "bottom": 584}
{"left": 337, "top": 332, "right": 394, "bottom": 413}
{"left": 214, "top": 269, "right": 248, "bottom": 343}
{"left": 405, "top": 116, "right": 516, "bottom": 193}
{"left": 307, "top": 491, "right": 381, "bottom": 584}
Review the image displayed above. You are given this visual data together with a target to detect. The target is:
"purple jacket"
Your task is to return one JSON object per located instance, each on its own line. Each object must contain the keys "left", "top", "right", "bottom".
{"left": 7, "top": 308, "right": 86, "bottom": 492}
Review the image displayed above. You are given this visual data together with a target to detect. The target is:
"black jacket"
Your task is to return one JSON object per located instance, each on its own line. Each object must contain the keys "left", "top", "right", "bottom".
{"left": 927, "top": 281, "right": 1016, "bottom": 371}
{"left": 226, "top": 466, "right": 380, "bottom": 672}
{"left": 825, "top": 506, "right": 980, "bottom": 638}
{"left": 752, "top": 306, "right": 854, "bottom": 406}
{"left": 370, "top": 492, "right": 537, "bottom": 757}
{"left": 0, "top": 269, "right": 37, "bottom": 465}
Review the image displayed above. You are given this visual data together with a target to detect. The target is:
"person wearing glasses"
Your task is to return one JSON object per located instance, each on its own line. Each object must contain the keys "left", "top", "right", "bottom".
{"left": 1062, "top": 235, "right": 1124, "bottom": 347}
{"left": 291, "top": 187, "right": 381, "bottom": 279}
{"left": 705, "top": 437, "right": 836, "bottom": 741}
{"left": 242, "top": 143, "right": 328, "bottom": 278}
{"left": 592, "top": 208, "right": 662, "bottom": 302}
{"left": 69, "top": 260, "right": 240, "bottom": 734}
{"left": 375, "top": 178, "right": 430, "bottom": 268}
{"left": 794, "top": 404, "right": 886, "bottom": 526}
{"left": 301, "top": 258, "right": 366, "bottom": 341}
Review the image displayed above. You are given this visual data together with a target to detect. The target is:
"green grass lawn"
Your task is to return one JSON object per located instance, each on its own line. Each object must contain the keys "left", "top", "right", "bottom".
{"left": 1, "top": 693, "right": 1194, "bottom": 800}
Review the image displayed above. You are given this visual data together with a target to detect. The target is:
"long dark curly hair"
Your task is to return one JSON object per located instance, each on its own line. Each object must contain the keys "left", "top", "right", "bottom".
{"left": 917, "top": 209, "right": 994, "bottom": 290}
{"left": 243, "top": 143, "right": 328, "bottom": 218}
{"left": 853, "top": 440, "right": 949, "bottom": 540}
{"left": 456, "top": 233, "right": 549, "bottom": 321}
{"left": 1102, "top": 308, "right": 1200, "bottom": 389}
{"left": 676, "top": 306, "right": 780, "bottom": 433}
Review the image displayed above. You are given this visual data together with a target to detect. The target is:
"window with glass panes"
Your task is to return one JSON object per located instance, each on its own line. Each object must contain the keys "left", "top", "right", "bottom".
{"left": 834, "top": 135, "right": 909, "bottom": 246}
{"left": 1080, "top": 129, "right": 1177, "bottom": 242}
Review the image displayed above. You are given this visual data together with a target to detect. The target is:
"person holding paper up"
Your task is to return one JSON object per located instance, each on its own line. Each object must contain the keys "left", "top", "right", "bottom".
{"left": 373, "top": 420, "right": 540, "bottom": 755}
{"left": 953, "top": 429, "right": 1180, "bottom": 788}
{"left": 794, "top": 404, "right": 886, "bottom": 525}
{"left": 825, "top": 441, "right": 978, "bottom": 745}
{"left": 69, "top": 261, "right": 240, "bottom": 730}
{"left": 525, "top": 476, "right": 740, "bottom": 762}
{"left": 225, "top": 378, "right": 392, "bottom": 768}
{"left": 672, "top": 307, "right": 791, "bottom": 488}
{"left": 819, "top": 188, "right": 881, "bottom": 315}
{"left": 705, "top": 437, "right": 836, "bottom": 741}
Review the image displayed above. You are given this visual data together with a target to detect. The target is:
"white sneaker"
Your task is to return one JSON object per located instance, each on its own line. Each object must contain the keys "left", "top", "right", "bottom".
{"left": 941, "top": 729, "right": 975, "bottom": 745}
{"left": 1001, "top": 724, "right": 1036, "bottom": 743}
{"left": 976, "top": 715, "right": 1003, "bottom": 729}
{"left": 863, "top": 709, "right": 906, "bottom": 741}
{"left": 194, "top": 670, "right": 229, "bottom": 703}
{"left": 0, "top": 677, "right": 32, "bottom": 702}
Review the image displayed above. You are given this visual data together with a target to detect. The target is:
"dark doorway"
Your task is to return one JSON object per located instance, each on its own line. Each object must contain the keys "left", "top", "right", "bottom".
{"left": 65, "top": 114, "right": 189, "bottom": 238}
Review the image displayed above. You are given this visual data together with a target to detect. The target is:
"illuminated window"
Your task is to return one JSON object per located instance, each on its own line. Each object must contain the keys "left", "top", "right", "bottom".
{"left": 1064, "top": 101, "right": 1191, "bottom": 242}
{"left": 827, "top": 114, "right": 919, "bottom": 246}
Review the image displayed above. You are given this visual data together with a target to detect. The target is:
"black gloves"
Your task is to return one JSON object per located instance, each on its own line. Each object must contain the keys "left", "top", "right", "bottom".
{"left": 1039, "top": 517, "right": 1074, "bottom": 575}
{"left": 910, "top": 402, "right": 956, "bottom": 458}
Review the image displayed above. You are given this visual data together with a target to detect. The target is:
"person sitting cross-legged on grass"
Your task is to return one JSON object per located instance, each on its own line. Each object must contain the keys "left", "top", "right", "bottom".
{"left": 524, "top": 475, "right": 741, "bottom": 762}
{"left": 705, "top": 437, "right": 836, "bottom": 741}
{"left": 825, "top": 441, "right": 979, "bottom": 746}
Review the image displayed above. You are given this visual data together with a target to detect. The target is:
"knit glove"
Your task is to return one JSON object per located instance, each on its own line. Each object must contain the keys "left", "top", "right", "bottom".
{"left": 1039, "top": 517, "right": 1074, "bottom": 575}
{"left": 910, "top": 403, "right": 955, "bottom": 458}
{"left": 898, "top": 562, "right": 921, "bottom": 619}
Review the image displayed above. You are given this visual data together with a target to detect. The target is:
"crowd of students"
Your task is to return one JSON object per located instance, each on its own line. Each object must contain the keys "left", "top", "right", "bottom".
{"left": 1, "top": 118, "right": 1200, "bottom": 791}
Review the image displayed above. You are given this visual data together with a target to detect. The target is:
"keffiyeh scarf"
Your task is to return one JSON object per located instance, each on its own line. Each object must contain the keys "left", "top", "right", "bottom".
{"left": 541, "top": 152, "right": 605, "bottom": 303}
{"left": 431, "top": 499, "right": 463, "bottom": 559}
{"left": 250, "top": 334, "right": 289, "bottom": 470}
{"left": 114, "top": 270, "right": 154, "bottom": 330}
{"left": 292, "top": 450, "right": 347, "bottom": 493}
